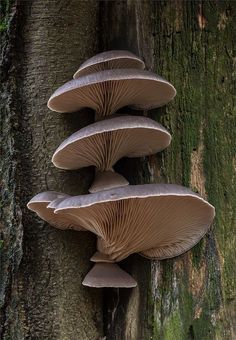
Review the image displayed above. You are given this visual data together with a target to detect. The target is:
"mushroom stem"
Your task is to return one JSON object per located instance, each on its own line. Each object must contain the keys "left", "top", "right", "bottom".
{"left": 82, "top": 263, "right": 137, "bottom": 288}
{"left": 89, "top": 169, "right": 129, "bottom": 193}
{"left": 97, "top": 236, "right": 131, "bottom": 262}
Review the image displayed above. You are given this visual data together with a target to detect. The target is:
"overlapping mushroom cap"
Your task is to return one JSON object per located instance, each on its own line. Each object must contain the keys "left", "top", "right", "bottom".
{"left": 47, "top": 69, "right": 176, "bottom": 117}
{"left": 27, "top": 191, "right": 84, "bottom": 231}
{"left": 82, "top": 263, "right": 137, "bottom": 288}
{"left": 52, "top": 115, "right": 171, "bottom": 192}
{"left": 52, "top": 184, "right": 215, "bottom": 262}
{"left": 74, "top": 50, "right": 145, "bottom": 78}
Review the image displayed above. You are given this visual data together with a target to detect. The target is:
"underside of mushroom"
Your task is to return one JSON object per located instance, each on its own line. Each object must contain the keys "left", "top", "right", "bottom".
{"left": 52, "top": 115, "right": 171, "bottom": 192}
{"left": 27, "top": 191, "right": 85, "bottom": 231}
{"left": 47, "top": 69, "right": 176, "bottom": 117}
{"left": 53, "top": 184, "right": 215, "bottom": 262}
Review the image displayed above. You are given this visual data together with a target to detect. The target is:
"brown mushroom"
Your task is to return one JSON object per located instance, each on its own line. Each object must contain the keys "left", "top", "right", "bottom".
{"left": 74, "top": 50, "right": 145, "bottom": 78}
{"left": 52, "top": 184, "right": 215, "bottom": 287}
{"left": 47, "top": 69, "right": 176, "bottom": 117}
{"left": 52, "top": 115, "right": 171, "bottom": 192}
{"left": 27, "top": 191, "right": 84, "bottom": 231}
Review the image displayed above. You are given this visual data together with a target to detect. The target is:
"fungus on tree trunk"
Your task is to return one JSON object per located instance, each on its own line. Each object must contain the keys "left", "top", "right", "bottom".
{"left": 27, "top": 191, "right": 84, "bottom": 231}
{"left": 51, "top": 184, "right": 215, "bottom": 287}
{"left": 52, "top": 115, "right": 171, "bottom": 192}
{"left": 47, "top": 69, "right": 176, "bottom": 117}
{"left": 73, "top": 50, "right": 145, "bottom": 78}
{"left": 27, "top": 50, "right": 215, "bottom": 289}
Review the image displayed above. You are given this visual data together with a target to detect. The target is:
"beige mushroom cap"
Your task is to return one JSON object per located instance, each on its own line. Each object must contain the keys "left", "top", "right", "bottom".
{"left": 53, "top": 184, "right": 215, "bottom": 261}
{"left": 82, "top": 263, "right": 137, "bottom": 288}
{"left": 89, "top": 170, "right": 129, "bottom": 193}
{"left": 74, "top": 50, "right": 145, "bottom": 78}
{"left": 27, "top": 191, "right": 85, "bottom": 231}
{"left": 47, "top": 69, "right": 176, "bottom": 117}
{"left": 52, "top": 115, "right": 171, "bottom": 171}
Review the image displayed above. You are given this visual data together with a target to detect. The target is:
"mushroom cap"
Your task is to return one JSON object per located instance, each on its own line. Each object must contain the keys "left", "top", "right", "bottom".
{"left": 82, "top": 263, "right": 137, "bottom": 288}
{"left": 89, "top": 170, "right": 129, "bottom": 193}
{"left": 74, "top": 50, "right": 145, "bottom": 78}
{"left": 53, "top": 184, "right": 215, "bottom": 261}
{"left": 47, "top": 69, "right": 176, "bottom": 116}
{"left": 52, "top": 115, "right": 171, "bottom": 171}
{"left": 27, "top": 191, "right": 85, "bottom": 231}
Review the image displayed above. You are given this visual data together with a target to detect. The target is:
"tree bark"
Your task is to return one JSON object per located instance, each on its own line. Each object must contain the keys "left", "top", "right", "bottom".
{"left": 1, "top": 1, "right": 235, "bottom": 340}
{"left": 0, "top": 1, "right": 102, "bottom": 339}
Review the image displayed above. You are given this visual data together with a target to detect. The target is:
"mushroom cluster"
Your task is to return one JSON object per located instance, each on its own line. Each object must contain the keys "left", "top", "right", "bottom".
{"left": 28, "top": 51, "right": 215, "bottom": 288}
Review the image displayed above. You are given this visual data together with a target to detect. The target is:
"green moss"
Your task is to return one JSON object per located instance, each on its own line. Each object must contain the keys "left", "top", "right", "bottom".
{"left": 150, "top": 1, "right": 235, "bottom": 339}
{"left": 162, "top": 311, "right": 184, "bottom": 340}
{"left": 0, "top": 0, "right": 14, "bottom": 34}
{"left": 0, "top": 21, "right": 7, "bottom": 32}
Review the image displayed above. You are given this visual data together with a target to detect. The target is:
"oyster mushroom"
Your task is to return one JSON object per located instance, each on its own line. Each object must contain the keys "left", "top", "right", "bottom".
{"left": 27, "top": 191, "right": 84, "bottom": 231}
{"left": 52, "top": 184, "right": 215, "bottom": 287}
{"left": 74, "top": 50, "right": 145, "bottom": 78}
{"left": 47, "top": 69, "right": 176, "bottom": 118}
{"left": 52, "top": 115, "right": 171, "bottom": 192}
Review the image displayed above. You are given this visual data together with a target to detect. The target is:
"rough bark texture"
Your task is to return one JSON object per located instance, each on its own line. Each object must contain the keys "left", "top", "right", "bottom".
{"left": 101, "top": 1, "right": 235, "bottom": 339}
{"left": 0, "top": 1, "right": 103, "bottom": 339}
{"left": 0, "top": 1, "right": 235, "bottom": 339}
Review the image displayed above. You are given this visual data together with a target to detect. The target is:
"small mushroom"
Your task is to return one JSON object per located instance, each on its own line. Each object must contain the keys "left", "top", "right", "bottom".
{"left": 74, "top": 50, "right": 145, "bottom": 78}
{"left": 52, "top": 115, "right": 171, "bottom": 192}
{"left": 27, "top": 191, "right": 84, "bottom": 231}
{"left": 47, "top": 69, "right": 176, "bottom": 117}
{"left": 82, "top": 263, "right": 137, "bottom": 288}
{"left": 52, "top": 184, "right": 215, "bottom": 287}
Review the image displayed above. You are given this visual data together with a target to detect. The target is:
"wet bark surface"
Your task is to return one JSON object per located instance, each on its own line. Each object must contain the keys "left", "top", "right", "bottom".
{"left": 1, "top": 1, "right": 235, "bottom": 339}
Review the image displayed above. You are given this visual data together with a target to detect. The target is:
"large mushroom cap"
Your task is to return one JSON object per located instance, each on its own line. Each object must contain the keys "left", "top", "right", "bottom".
{"left": 27, "top": 191, "right": 84, "bottom": 231}
{"left": 53, "top": 184, "right": 215, "bottom": 261}
{"left": 52, "top": 115, "right": 171, "bottom": 192}
{"left": 52, "top": 115, "right": 171, "bottom": 170}
{"left": 74, "top": 50, "right": 145, "bottom": 78}
{"left": 47, "top": 69, "right": 176, "bottom": 117}
{"left": 82, "top": 263, "right": 137, "bottom": 288}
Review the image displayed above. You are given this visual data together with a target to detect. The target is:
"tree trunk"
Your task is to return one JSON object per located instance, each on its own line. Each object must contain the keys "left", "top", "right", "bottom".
{"left": 1, "top": 1, "right": 235, "bottom": 339}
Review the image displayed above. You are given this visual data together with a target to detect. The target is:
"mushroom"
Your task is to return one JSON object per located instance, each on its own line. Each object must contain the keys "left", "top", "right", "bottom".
{"left": 52, "top": 184, "right": 215, "bottom": 287}
{"left": 47, "top": 69, "right": 176, "bottom": 117}
{"left": 82, "top": 263, "right": 137, "bottom": 288}
{"left": 52, "top": 115, "right": 171, "bottom": 192}
{"left": 27, "top": 191, "right": 84, "bottom": 231}
{"left": 74, "top": 50, "right": 145, "bottom": 78}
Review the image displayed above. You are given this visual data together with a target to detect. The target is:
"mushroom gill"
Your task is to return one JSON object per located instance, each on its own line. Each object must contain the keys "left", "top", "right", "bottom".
{"left": 47, "top": 69, "right": 176, "bottom": 117}
{"left": 52, "top": 184, "right": 215, "bottom": 287}
{"left": 52, "top": 115, "right": 171, "bottom": 192}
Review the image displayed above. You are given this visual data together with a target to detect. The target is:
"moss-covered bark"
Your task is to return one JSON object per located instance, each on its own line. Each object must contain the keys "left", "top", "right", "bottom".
{"left": 1, "top": 0, "right": 235, "bottom": 339}
{"left": 101, "top": 1, "right": 235, "bottom": 339}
